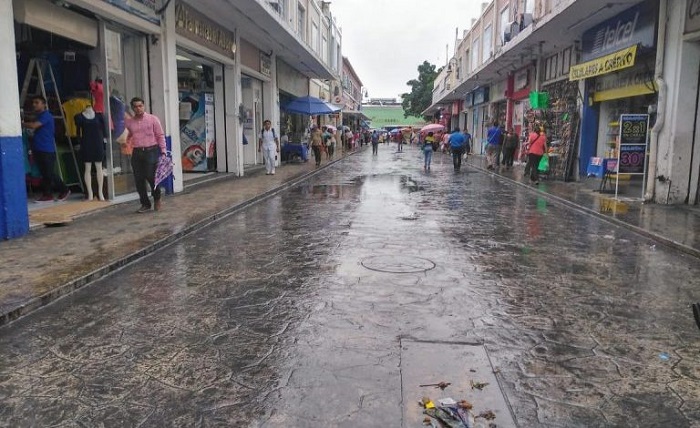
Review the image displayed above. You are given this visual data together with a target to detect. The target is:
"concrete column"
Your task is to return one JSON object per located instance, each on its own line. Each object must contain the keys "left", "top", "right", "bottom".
{"left": 230, "top": 31, "right": 244, "bottom": 176}
{"left": 266, "top": 53, "right": 280, "bottom": 167}
{"left": 0, "top": 0, "right": 29, "bottom": 239}
{"left": 149, "top": 3, "right": 183, "bottom": 193}
{"left": 655, "top": 2, "right": 699, "bottom": 204}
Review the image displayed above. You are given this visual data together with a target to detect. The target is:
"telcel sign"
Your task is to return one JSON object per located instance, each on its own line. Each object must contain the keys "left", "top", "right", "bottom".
{"left": 580, "top": 1, "right": 656, "bottom": 62}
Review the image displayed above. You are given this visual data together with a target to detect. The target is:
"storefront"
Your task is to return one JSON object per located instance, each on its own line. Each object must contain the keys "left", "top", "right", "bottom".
{"left": 239, "top": 39, "right": 271, "bottom": 168}
{"left": 14, "top": 0, "right": 157, "bottom": 201}
{"left": 490, "top": 78, "right": 508, "bottom": 130}
{"left": 465, "top": 86, "right": 490, "bottom": 153}
{"left": 174, "top": 2, "right": 235, "bottom": 180}
{"left": 277, "top": 59, "right": 309, "bottom": 143}
{"left": 574, "top": 0, "right": 658, "bottom": 185}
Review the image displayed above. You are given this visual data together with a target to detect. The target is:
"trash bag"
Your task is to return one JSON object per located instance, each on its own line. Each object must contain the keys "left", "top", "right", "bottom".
{"left": 538, "top": 154, "right": 549, "bottom": 173}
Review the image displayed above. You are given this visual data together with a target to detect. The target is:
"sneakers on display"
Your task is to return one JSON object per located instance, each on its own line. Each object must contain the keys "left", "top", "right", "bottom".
{"left": 35, "top": 195, "right": 54, "bottom": 203}
{"left": 57, "top": 190, "right": 71, "bottom": 201}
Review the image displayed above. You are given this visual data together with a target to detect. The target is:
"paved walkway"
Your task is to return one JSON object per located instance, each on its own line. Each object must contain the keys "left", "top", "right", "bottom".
{"left": 465, "top": 155, "right": 700, "bottom": 258}
{"left": 2, "top": 146, "right": 700, "bottom": 327}
{"left": 0, "top": 152, "right": 353, "bottom": 326}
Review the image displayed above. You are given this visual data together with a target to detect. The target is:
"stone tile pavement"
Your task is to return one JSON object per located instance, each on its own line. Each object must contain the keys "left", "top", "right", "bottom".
{"left": 2, "top": 147, "right": 700, "bottom": 328}
{"left": 0, "top": 152, "right": 353, "bottom": 326}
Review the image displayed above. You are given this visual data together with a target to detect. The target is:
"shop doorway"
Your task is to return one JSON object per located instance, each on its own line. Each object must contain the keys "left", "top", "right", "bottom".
{"left": 241, "top": 75, "right": 263, "bottom": 167}
{"left": 176, "top": 49, "right": 225, "bottom": 181}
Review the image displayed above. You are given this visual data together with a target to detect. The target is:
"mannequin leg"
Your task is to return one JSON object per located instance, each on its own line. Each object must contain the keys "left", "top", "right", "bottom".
{"left": 84, "top": 162, "right": 94, "bottom": 200}
{"left": 95, "top": 163, "right": 105, "bottom": 201}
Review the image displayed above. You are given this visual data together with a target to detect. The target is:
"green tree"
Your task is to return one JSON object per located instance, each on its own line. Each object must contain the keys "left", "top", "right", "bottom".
{"left": 401, "top": 61, "right": 442, "bottom": 120}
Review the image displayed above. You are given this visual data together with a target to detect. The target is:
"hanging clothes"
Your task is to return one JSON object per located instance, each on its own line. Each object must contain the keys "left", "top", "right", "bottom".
{"left": 89, "top": 80, "right": 105, "bottom": 114}
{"left": 74, "top": 108, "right": 105, "bottom": 162}
{"left": 62, "top": 98, "right": 92, "bottom": 137}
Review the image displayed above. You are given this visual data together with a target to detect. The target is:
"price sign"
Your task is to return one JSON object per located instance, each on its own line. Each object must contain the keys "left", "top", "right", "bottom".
{"left": 617, "top": 114, "right": 649, "bottom": 175}
{"left": 619, "top": 144, "right": 646, "bottom": 174}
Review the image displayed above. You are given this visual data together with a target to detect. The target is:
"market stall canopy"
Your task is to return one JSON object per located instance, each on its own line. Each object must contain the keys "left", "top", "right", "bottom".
{"left": 282, "top": 96, "right": 341, "bottom": 115}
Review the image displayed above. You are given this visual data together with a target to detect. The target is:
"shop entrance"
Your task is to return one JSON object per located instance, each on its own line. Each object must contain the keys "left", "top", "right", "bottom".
{"left": 176, "top": 49, "right": 225, "bottom": 180}
{"left": 241, "top": 75, "right": 264, "bottom": 167}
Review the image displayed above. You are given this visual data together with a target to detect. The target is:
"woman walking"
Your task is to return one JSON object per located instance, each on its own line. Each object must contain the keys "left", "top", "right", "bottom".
{"left": 310, "top": 126, "right": 323, "bottom": 167}
{"left": 423, "top": 132, "right": 435, "bottom": 171}
{"left": 525, "top": 127, "right": 547, "bottom": 185}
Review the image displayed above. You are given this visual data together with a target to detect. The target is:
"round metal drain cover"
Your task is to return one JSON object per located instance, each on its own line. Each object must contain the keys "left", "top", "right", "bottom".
{"left": 361, "top": 255, "right": 436, "bottom": 274}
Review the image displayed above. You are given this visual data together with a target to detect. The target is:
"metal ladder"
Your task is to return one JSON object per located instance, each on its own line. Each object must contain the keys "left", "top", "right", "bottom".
{"left": 19, "top": 58, "right": 83, "bottom": 192}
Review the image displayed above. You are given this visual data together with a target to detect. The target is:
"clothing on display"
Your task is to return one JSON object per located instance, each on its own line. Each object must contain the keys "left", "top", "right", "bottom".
{"left": 89, "top": 80, "right": 105, "bottom": 113}
{"left": 74, "top": 107, "right": 105, "bottom": 163}
{"left": 62, "top": 98, "right": 92, "bottom": 137}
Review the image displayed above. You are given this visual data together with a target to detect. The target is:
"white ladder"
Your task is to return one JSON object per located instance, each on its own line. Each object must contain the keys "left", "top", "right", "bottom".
{"left": 19, "top": 58, "right": 83, "bottom": 192}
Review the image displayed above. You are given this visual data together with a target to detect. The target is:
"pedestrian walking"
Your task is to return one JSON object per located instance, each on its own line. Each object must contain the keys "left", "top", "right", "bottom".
{"left": 371, "top": 130, "right": 379, "bottom": 155}
{"left": 502, "top": 129, "right": 519, "bottom": 169}
{"left": 124, "top": 97, "right": 167, "bottom": 213}
{"left": 322, "top": 126, "right": 333, "bottom": 160}
{"left": 462, "top": 128, "right": 473, "bottom": 157}
{"left": 423, "top": 132, "right": 435, "bottom": 171}
{"left": 21, "top": 95, "right": 71, "bottom": 202}
{"left": 448, "top": 127, "right": 468, "bottom": 172}
{"left": 485, "top": 121, "right": 503, "bottom": 170}
{"left": 311, "top": 126, "right": 323, "bottom": 166}
{"left": 258, "top": 119, "right": 279, "bottom": 175}
{"left": 523, "top": 124, "right": 539, "bottom": 177}
{"left": 525, "top": 127, "right": 547, "bottom": 185}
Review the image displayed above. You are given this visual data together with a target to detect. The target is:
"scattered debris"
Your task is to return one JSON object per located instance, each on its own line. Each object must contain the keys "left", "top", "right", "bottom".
{"left": 477, "top": 410, "right": 497, "bottom": 420}
{"left": 469, "top": 369, "right": 477, "bottom": 373}
{"left": 457, "top": 400, "right": 473, "bottom": 410}
{"left": 659, "top": 352, "right": 671, "bottom": 362}
{"left": 422, "top": 396, "right": 436, "bottom": 409}
{"left": 420, "top": 381, "right": 452, "bottom": 390}
{"left": 470, "top": 380, "right": 489, "bottom": 390}
{"left": 439, "top": 397, "right": 457, "bottom": 406}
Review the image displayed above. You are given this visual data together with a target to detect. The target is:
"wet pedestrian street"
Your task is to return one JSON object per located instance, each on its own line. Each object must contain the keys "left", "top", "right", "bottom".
{"left": 2, "top": 146, "right": 700, "bottom": 427}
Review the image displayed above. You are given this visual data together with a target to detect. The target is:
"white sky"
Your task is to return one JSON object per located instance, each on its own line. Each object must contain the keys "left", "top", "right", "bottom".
{"left": 330, "top": 0, "right": 483, "bottom": 100}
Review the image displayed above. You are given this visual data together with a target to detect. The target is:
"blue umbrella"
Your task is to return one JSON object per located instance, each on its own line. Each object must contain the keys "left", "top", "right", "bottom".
{"left": 282, "top": 96, "right": 341, "bottom": 115}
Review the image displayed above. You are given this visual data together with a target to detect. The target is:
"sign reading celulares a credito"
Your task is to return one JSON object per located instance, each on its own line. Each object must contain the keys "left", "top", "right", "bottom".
{"left": 569, "top": 45, "right": 638, "bottom": 81}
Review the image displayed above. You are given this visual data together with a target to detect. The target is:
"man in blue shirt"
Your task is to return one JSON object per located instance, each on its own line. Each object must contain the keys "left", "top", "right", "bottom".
{"left": 22, "top": 96, "right": 70, "bottom": 202}
{"left": 448, "top": 127, "right": 467, "bottom": 172}
{"left": 486, "top": 122, "right": 503, "bottom": 170}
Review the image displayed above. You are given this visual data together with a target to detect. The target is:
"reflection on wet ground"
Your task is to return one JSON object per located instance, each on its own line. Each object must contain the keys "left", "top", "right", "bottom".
{"left": 1, "top": 147, "right": 700, "bottom": 427}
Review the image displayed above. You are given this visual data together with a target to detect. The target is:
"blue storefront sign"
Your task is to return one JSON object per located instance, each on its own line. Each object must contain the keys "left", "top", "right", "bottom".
{"left": 102, "top": 0, "right": 159, "bottom": 24}
{"left": 580, "top": 1, "right": 657, "bottom": 62}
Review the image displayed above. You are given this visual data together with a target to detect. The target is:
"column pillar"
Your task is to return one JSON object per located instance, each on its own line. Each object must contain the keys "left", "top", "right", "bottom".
{"left": 0, "top": 0, "right": 29, "bottom": 239}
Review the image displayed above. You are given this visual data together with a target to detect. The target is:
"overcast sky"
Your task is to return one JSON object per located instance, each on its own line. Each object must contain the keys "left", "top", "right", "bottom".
{"left": 330, "top": 0, "right": 483, "bottom": 101}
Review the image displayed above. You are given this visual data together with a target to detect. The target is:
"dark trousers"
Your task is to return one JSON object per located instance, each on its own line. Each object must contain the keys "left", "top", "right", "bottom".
{"left": 526, "top": 153, "right": 543, "bottom": 182}
{"left": 34, "top": 150, "right": 67, "bottom": 196}
{"left": 502, "top": 145, "right": 517, "bottom": 167}
{"left": 131, "top": 146, "right": 160, "bottom": 208}
{"left": 452, "top": 147, "right": 464, "bottom": 170}
{"left": 312, "top": 145, "right": 322, "bottom": 166}
{"left": 372, "top": 142, "right": 378, "bottom": 155}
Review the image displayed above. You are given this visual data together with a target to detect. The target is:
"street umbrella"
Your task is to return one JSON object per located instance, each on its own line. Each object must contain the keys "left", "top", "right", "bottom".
{"left": 282, "top": 95, "right": 341, "bottom": 115}
{"left": 390, "top": 128, "right": 402, "bottom": 134}
{"left": 325, "top": 125, "right": 337, "bottom": 132}
{"left": 155, "top": 154, "right": 174, "bottom": 188}
{"left": 421, "top": 123, "right": 445, "bottom": 133}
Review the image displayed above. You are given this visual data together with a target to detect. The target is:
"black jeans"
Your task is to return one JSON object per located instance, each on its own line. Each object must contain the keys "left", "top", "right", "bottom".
{"left": 526, "top": 153, "right": 543, "bottom": 182}
{"left": 131, "top": 146, "right": 161, "bottom": 208}
{"left": 34, "top": 150, "right": 67, "bottom": 196}
{"left": 312, "top": 145, "right": 322, "bottom": 165}
{"left": 502, "top": 145, "right": 517, "bottom": 167}
{"left": 452, "top": 147, "right": 464, "bottom": 170}
{"left": 372, "top": 142, "right": 378, "bottom": 155}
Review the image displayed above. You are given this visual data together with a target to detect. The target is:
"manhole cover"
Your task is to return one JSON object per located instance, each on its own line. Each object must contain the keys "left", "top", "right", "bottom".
{"left": 361, "top": 255, "right": 436, "bottom": 274}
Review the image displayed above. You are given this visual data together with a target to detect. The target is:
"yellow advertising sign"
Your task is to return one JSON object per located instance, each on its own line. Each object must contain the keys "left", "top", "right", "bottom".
{"left": 569, "top": 45, "right": 638, "bottom": 81}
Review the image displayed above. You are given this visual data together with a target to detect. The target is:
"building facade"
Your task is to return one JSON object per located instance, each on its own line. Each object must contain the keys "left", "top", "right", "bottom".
{"left": 428, "top": 0, "right": 699, "bottom": 204}
{"left": 2, "top": 0, "right": 342, "bottom": 239}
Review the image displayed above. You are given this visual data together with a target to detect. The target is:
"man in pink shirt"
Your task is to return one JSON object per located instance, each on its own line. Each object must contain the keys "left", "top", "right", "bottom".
{"left": 125, "top": 97, "right": 166, "bottom": 213}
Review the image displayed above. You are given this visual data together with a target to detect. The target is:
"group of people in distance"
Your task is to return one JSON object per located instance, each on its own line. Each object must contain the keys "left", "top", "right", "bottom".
{"left": 485, "top": 121, "right": 548, "bottom": 185}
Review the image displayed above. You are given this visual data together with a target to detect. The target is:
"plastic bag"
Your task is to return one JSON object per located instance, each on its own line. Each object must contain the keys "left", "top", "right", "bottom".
{"left": 538, "top": 154, "right": 550, "bottom": 173}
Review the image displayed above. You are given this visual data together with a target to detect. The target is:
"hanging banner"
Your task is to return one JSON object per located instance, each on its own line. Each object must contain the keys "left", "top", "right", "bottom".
{"left": 569, "top": 45, "right": 637, "bottom": 81}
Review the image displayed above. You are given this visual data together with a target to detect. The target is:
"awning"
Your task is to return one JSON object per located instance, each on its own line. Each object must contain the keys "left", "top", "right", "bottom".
{"left": 282, "top": 96, "right": 341, "bottom": 115}
{"left": 342, "top": 110, "right": 369, "bottom": 120}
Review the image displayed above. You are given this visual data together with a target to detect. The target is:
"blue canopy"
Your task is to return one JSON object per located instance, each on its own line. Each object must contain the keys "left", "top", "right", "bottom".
{"left": 282, "top": 95, "right": 341, "bottom": 115}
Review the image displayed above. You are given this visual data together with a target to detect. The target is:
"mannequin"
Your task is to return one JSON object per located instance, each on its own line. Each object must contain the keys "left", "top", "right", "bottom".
{"left": 75, "top": 106, "right": 106, "bottom": 200}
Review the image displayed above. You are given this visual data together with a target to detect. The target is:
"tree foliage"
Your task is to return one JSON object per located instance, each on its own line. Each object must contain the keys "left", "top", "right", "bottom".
{"left": 401, "top": 61, "right": 442, "bottom": 120}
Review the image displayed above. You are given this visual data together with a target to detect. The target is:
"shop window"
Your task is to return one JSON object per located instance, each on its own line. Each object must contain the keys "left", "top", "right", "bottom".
{"left": 561, "top": 47, "right": 572, "bottom": 76}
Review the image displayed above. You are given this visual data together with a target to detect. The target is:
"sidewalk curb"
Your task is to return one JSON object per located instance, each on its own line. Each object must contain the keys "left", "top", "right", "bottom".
{"left": 0, "top": 153, "right": 355, "bottom": 327}
{"left": 468, "top": 162, "right": 700, "bottom": 260}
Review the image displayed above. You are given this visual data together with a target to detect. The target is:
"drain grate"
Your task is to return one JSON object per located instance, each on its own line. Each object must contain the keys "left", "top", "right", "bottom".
{"left": 361, "top": 255, "right": 436, "bottom": 274}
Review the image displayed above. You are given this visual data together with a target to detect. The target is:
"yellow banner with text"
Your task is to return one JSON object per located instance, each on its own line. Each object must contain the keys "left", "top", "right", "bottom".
{"left": 569, "top": 45, "right": 638, "bottom": 81}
